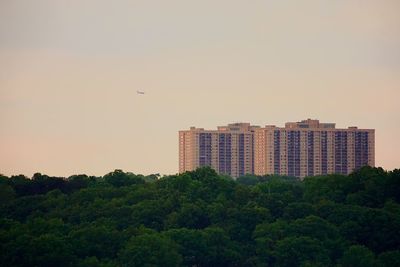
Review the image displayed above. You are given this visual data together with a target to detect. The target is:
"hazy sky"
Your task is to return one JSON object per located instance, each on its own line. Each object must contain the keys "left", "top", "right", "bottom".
{"left": 1, "top": 0, "right": 399, "bottom": 177}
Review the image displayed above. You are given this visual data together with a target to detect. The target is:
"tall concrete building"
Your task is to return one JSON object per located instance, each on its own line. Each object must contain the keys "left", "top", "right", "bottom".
{"left": 254, "top": 119, "right": 375, "bottom": 178}
{"left": 179, "top": 119, "right": 375, "bottom": 178}
{"left": 179, "top": 123, "right": 259, "bottom": 177}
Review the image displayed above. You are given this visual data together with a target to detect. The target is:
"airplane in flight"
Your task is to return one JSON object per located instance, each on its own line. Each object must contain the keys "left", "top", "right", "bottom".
{"left": 137, "top": 90, "right": 145, "bottom": 95}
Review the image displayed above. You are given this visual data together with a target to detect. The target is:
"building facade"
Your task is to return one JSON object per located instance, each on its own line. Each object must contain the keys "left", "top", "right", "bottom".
{"left": 179, "top": 119, "right": 375, "bottom": 178}
{"left": 179, "top": 123, "right": 259, "bottom": 177}
{"left": 254, "top": 119, "right": 375, "bottom": 177}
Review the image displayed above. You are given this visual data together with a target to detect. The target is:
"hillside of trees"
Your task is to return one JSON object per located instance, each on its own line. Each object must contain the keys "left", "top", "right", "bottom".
{"left": 1, "top": 166, "right": 400, "bottom": 267}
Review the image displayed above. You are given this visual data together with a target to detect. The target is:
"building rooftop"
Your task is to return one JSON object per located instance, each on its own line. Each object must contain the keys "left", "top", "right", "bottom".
{"left": 285, "top": 119, "right": 336, "bottom": 129}
{"left": 185, "top": 119, "right": 373, "bottom": 132}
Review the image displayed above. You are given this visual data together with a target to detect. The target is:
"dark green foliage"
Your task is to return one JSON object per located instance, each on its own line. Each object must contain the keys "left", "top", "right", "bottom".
{"left": 0, "top": 166, "right": 399, "bottom": 266}
{"left": 103, "top": 169, "right": 145, "bottom": 187}
{"left": 376, "top": 250, "right": 400, "bottom": 267}
{"left": 340, "top": 245, "right": 376, "bottom": 267}
{"left": 0, "top": 183, "right": 16, "bottom": 203}
{"left": 283, "top": 202, "right": 315, "bottom": 220}
{"left": 69, "top": 224, "right": 123, "bottom": 259}
{"left": 274, "top": 236, "right": 331, "bottom": 267}
{"left": 118, "top": 232, "right": 182, "bottom": 267}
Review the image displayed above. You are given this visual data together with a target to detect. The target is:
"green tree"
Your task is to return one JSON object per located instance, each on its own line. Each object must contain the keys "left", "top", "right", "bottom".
{"left": 202, "top": 227, "right": 241, "bottom": 266}
{"left": 165, "top": 228, "right": 208, "bottom": 266}
{"left": 283, "top": 202, "right": 315, "bottom": 220}
{"left": 340, "top": 245, "right": 376, "bottom": 267}
{"left": 377, "top": 250, "right": 400, "bottom": 267}
{"left": 0, "top": 184, "right": 16, "bottom": 203}
{"left": 104, "top": 170, "right": 144, "bottom": 187}
{"left": 118, "top": 233, "right": 182, "bottom": 267}
{"left": 69, "top": 224, "right": 122, "bottom": 259}
{"left": 30, "top": 233, "right": 74, "bottom": 267}
{"left": 274, "top": 236, "right": 330, "bottom": 267}
{"left": 176, "top": 202, "right": 210, "bottom": 229}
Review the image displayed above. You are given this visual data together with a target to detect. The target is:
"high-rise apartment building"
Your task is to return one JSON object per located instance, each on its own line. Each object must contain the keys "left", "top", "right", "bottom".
{"left": 179, "top": 123, "right": 259, "bottom": 177}
{"left": 254, "top": 119, "right": 375, "bottom": 177}
{"left": 179, "top": 119, "right": 375, "bottom": 178}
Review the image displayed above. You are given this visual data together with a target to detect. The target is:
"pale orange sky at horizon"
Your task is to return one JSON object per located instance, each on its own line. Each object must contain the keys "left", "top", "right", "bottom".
{"left": 1, "top": 0, "right": 399, "bottom": 177}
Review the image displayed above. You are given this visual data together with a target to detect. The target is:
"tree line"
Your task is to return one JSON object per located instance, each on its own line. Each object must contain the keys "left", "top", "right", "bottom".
{"left": 1, "top": 166, "right": 400, "bottom": 266}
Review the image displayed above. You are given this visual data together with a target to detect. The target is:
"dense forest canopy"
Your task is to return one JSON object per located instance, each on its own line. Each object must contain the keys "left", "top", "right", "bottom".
{"left": 1, "top": 166, "right": 400, "bottom": 266}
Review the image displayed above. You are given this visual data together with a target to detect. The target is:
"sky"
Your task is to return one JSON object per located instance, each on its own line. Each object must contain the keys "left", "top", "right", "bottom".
{"left": 1, "top": 0, "right": 399, "bottom": 177}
